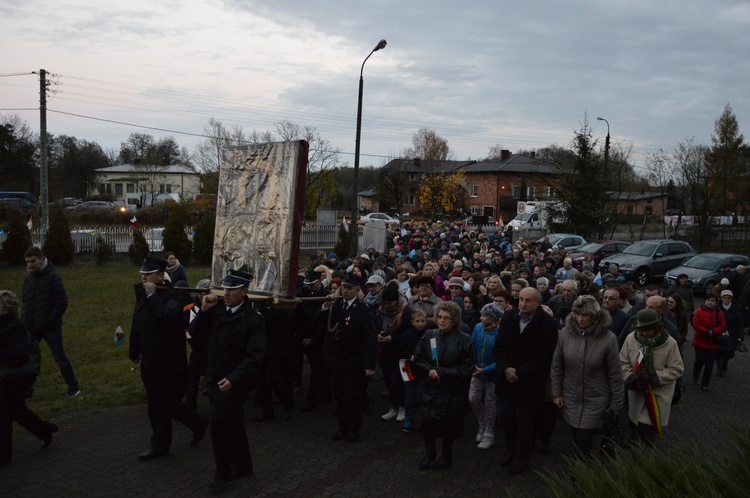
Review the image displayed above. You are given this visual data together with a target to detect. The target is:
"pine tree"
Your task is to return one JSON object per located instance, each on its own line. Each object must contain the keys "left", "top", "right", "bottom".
{"left": 192, "top": 212, "right": 215, "bottom": 265}
{"left": 0, "top": 215, "right": 32, "bottom": 265}
{"left": 128, "top": 229, "right": 150, "bottom": 265}
{"left": 162, "top": 207, "right": 192, "bottom": 263}
{"left": 42, "top": 205, "right": 75, "bottom": 265}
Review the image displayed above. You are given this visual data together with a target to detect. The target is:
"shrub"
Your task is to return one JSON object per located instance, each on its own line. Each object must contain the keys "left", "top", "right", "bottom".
{"left": 192, "top": 210, "right": 215, "bottom": 265}
{"left": 94, "top": 236, "right": 113, "bottom": 265}
{"left": 128, "top": 229, "right": 150, "bottom": 265}
{"left": 43, "top": 205, "right": 75, "bottom": 266}
{"left": 0, "top": 215, "right": 33, "bottom": 265}
{"left": 162, "top": 205, "right": 192, "bottom": 263}
{"left": 332, "top": 222, "right": 353, "bottom": 263}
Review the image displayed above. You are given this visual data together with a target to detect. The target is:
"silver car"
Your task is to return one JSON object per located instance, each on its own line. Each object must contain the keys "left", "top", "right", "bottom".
{"left": 600, "top": 239, "right": 696, "bottom": 287}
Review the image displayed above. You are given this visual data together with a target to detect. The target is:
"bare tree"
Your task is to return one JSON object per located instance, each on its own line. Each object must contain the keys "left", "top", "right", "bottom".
{"left": 402, "top": 127, "right": 452, "bottom": 161}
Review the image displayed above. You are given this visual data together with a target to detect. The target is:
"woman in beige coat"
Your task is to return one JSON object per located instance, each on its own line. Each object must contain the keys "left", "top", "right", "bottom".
{"left": 620, "top": 309, "right": 684, "bottom": 446}
{"left": 550, "top": 295, "right": 623, "bottom": 457}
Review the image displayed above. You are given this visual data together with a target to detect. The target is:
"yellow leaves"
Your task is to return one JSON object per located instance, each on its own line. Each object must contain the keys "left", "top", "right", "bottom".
{"left": 416, "top": 171, "right": 467, "bottom": 215}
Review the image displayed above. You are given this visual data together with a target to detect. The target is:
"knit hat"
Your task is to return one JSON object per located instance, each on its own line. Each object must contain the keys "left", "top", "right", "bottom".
{"left": 480, "top": 303, "right": 504, "bottom": 323}
{"left": 721, "top": 278, "right": 730, "bottom": 286}
{"left": 721, "top": 290, "right": 733, "bottom": 298}
{"left": 381, "top": 281, "right": 401, "bottom": 301}
{"left": 447, "top": 277, "right": 465, "bottom": 288}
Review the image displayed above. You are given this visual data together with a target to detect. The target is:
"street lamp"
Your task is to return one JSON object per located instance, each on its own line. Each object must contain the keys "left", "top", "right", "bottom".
{"left": 351, "top": 39, "right": 387, "bottom": 255}
{"left": 596, "top": 117, "right": 610, "bottom": 168}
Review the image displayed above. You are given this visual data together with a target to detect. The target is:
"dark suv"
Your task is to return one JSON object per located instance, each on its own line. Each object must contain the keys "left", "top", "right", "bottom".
{"left": 599, "top": 239, "right": 696, "bottom": 287}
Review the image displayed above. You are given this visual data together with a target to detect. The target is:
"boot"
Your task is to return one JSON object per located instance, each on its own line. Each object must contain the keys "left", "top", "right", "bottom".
{"left": 476, "top": 422, "right": 486, "bottom": 442}
{"left": 432, "top": 441, "right": 453, "bottom": 470}
{"left": 478, "top": 429, "right": 494, "bottom": 450}
{"left": 418, "top": 445, "right": 437, "bottom": 470}
{"left": 381, "top": 408, "right": 398, "bottom": 421}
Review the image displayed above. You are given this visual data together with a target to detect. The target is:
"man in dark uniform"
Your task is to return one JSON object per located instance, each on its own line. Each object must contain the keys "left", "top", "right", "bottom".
{"left": 129, "top": 257, "right": 209, "bottom": 461}
{"left": 322, "top": 273, "right": 378, "bottom": 442}
{"left": 192, "top": 270, "right": 266, "bottom": 488}
{"left": 293, "top": 270, "right": 332, "bottom": 412}
{"left": 493, "top": 287, "right": 558, "bottom": 476}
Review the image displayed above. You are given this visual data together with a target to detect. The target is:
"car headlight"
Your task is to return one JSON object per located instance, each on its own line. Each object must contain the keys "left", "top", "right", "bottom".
{"left": 619, "top": 263, "right": 635, "bottom": 269}
{"left": 692, "top": 276, "right": 703, "bottom": 284}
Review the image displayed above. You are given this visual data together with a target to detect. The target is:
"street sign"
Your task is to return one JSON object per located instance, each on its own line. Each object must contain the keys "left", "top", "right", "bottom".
{"left": 517, "top": 201, "right": 526, "bottom": 214}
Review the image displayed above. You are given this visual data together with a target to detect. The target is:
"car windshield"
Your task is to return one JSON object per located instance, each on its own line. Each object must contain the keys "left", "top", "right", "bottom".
{"left": 682, "top": 255, "right": 721, "bottom": 271}
{"left": 622, "top": 243, "right": 655, "bottom": 257}
{"left": 574, "top": 242, "right": 603, "bottom": 253}
{"left": 514, "top": 213, "right": 533, "bottom": 222}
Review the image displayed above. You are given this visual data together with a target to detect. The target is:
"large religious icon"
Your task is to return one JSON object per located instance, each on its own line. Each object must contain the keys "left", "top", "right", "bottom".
{"left": 212, "top": 140, "right": 308, "bottom": 297}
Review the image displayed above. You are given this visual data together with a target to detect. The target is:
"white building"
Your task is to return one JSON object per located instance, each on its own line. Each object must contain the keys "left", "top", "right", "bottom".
{"left": 91, "top": 164, "right": 202, "bottom": 208}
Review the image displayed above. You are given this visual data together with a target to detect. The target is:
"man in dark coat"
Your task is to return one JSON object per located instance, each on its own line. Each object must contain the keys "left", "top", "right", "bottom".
{"left": 322, "top": 273, "right": 378, "bottom": 443}
{"left": 21, "top": 246, "right": 80, "bottom": 397}
{"left": 493, "top": 287, "right": 558, "bottom": 475}
{"left": 191, "top": 269, "right": 266, "bottom": 488}
{"left": 130, "top": 257, "right": 208, "bottom": 462}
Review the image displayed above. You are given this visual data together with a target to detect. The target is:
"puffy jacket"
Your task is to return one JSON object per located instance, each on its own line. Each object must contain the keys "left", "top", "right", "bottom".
{"left": 471, "top": 322, "right": 499, "bottom": 381}
{"left": 691, "top": 305, "right": 726, "bottom": 351}
{"left": 21, "top": 261, "right": 68, "bottom": 339}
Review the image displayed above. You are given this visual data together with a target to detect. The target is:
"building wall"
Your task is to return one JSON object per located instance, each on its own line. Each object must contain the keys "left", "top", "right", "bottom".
{"left": 464, "top": 172, "right": 560, "bottom": 223}
{"left": 91, "top": 172, "right": 201, "bottom": 203}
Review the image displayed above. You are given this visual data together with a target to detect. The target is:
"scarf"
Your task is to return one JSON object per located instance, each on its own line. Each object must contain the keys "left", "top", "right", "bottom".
{"left": 634, "top": 330, "right": 669, "bottom": 376}
{"left": 380, "top": 297, "right": 408, "bottom": 336}
{"left": 364, "top": 291, "right": 381, "bottom": 307}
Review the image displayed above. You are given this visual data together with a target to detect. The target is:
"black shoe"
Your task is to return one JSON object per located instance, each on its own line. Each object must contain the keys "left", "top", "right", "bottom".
{"left": 345, "top": 429, "right": 359, "bottom": 442}
{"left": 41, "top": 422, "right": 59, "bottom": 449}
{"left": 138, "top": 449, "right": 168, "bottom": 461}
{"left": 281, "top": 409, "right": 294, "bottom": 421}
{"left": 431, "top": 453, "right": 452, "bottom": 470}
{"left": 500, "top": 453, "right": 513, "bottom": 466}
{"left": 418, "top": 449, "right": 437, "bottom": 470}
{"left": 191, "top": 418, "right": 209, "bottom": 446}
{"left": 333, "top": 430, "right": 348, "bottom": 441}
{"left": 701, "top": 386, "right": 709, "bottom": 392}
{"left": 254, "top": 414, "right": 273, "bottom": 423}
{"left": 508, "top": 463, "right": 528, "bottom": 475}
{"left": 301, "top": 404, "right": 317, "bottom": 413}
{"left": 231, "top": 468, "right": 253, "bottom": 481}
{"left": 206, "top": 475, "right": 230, "bottom": 488}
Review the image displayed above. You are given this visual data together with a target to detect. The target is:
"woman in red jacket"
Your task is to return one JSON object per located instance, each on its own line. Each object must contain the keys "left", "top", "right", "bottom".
{"left": 691, "top": 295, "right": 726, "bottom": 391}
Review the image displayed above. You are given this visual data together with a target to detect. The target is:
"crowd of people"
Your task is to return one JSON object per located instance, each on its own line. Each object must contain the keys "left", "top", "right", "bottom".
{"left": 2, "top": 224, "right": 750, "bottom": 485}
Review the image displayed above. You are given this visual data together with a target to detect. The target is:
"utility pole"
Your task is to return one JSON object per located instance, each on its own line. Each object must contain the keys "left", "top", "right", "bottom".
{"left": 39, "top": 68, "right": 49, "bottom": 239}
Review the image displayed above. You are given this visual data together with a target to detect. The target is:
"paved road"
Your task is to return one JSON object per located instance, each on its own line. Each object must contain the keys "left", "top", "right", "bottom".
{"left": 2, "top": 339, "right": 748, "bottom": 497}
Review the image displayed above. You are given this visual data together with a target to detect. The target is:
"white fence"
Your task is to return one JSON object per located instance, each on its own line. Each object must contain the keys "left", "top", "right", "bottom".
{"left": 22, "top": 225, "right": 345, "bottom": 254}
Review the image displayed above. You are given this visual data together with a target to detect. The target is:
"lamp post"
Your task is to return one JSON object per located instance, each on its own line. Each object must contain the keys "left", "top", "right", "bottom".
{"left": 351, "top": 39, "right": 387, "bottom": 255}
{"left": 596, "top": 117, "right": 610, "bottom": 169}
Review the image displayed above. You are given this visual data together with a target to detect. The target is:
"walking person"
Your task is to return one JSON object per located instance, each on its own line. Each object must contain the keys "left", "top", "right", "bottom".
{"left": 715, "top": 290, "right": 744, "bottom": 377}
{"left": 129, "top": 257, "right": 209, "bottom": 462}
{"left": 21, "top": 247, "right": 80, "bottom": 397}
{"left": 191, "top": 270, "right": 267, "bottom": 488}
{"left": 1, "top": 290, "right": 59, "bottom": 466}
{"left": 691, "top": 295, "right": 726, "bottom": 391}
{"left": 469, "top": 303, "right": 503, "bottom": 450}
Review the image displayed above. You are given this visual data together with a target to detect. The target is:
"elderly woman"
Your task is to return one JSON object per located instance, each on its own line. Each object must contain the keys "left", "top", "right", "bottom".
{"left": 621, "top": 309, "right": 684, "bottom": 445}
{"left": 413, "top": 301, "right": 474, "bottom": 470}
{"left": 550, "top": 295, "right": 623, "bottom": 457}
{"left": 469, "top": 303, "right": 504, "bottom": 450}
{"left": 1, "top": 290, "right": 58, "bottom": 465}
{"left": 691, "top": 294, "right": 726, "bottom": 391}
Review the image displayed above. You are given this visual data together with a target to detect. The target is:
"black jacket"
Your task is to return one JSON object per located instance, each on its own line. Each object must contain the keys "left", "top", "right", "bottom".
{"left": 190, "top": 298, "right": 266, "bottom": 389}
{"left": 323, "top": 298, "right": 378, "bottom": 372}
{"left": 0, "top": 314, "right": 40, "bottom": 380}
{"left": 21, "top": 261, "right": 68, "bottom": 339}
{"left": 129, "top": 283, "right": 189, "bottom": 376}
{"left": 493, "top": 307, "right": 558, "bottom": 404}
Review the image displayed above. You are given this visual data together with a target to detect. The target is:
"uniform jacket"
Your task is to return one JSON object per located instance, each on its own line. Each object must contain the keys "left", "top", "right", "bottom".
{"left": 413, "top": 327, "right": 474, "bottom": 419}
{"left": 492, "top": 307, "right": 558, "bottom": 404}
{"left": 323, "top": 298, "right": 378, "bottom": 372}
{"left": 620, "top": 331, "right": 683, "bottom": 426}
{"left": 550, "top": 312, "right": 624, "bottom": 430}
{"left": 692, "top": 305, "right": 726, "bottom": 351}
{"left": 190, "top": 298, "right": 266, "bottom": 390}
{"left": 21, "top": 261, "right": 68, "bottom": 339}
{"left": 129, "top": 283, "right": 189, "bottom": 376}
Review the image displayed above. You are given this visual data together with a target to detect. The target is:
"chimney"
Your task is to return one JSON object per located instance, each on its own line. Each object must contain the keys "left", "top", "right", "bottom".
{"left": 414, "top": 158, "right": 421, "bottom": 168}
{"left": 501, "top": 150, "right": 510, "bottom": 160}
{"left": 530, "top": 151, "right": 536, "bottom": 159}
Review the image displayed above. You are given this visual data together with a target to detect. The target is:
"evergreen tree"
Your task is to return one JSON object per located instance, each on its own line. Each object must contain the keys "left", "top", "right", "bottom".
{"left": 0, "top": 216, "right": 32, "bottom": 265}
{"left": 162, "top": 206, "right": 192, "bottom": 263}
{"left": 128, "top": 229, "right": 150, "bottom": 265}
{"left": 192, "top": 211, "right": 215, "bottom": 265}
{"left": 94, "top": 236, "right": 113, "bottom": 265}
{"left": 332, "top": 221, "right": 352, "bottom": 263}
{"left": 42, "top": 205, "right": 75, "bottom": 265}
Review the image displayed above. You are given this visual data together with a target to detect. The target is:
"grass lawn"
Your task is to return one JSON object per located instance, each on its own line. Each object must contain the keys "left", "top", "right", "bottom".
{"left": 0, "top": 256, "right": 211, "bottom": 420}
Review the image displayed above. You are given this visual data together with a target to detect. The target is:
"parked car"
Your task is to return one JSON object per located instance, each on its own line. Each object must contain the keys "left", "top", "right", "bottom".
{"left": 66, "top": 201, "right": 116, "bottom": 211}
{"left": 52, "top": 197, "right": 83, "bottom": 208}
{"left": 537, "top": 233, "right": 587, "bottom": 251}
{"left": 568, "top": 240, "right": 631, "bottom": 271}
{"left": 112, "top": 201, "right": 128, "bottom": 213}
{"left": 664, "top": 253, "right": 750, "bottom": 294}
{"left": 600, "top": 239, "right": 696, "bottom": 287}
{"left": 359, "top": 212, "right": 399, "bottom": 225}
{"left": 460, "top": 215, "right": 500, "bottom": 226}
{"left": 0, "top": 197, "right": 37, "bottom": 216}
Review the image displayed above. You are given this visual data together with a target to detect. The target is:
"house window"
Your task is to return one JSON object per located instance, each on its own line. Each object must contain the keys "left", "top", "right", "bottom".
{"left": 526, "top": 186, "right": 535, "bottom": 198}
{"left": 545, "top": 187, "right": 556, "bottom": 198}
{"left": 404, "top": 195, "right": 415, "bottom": 206}
{"left": 98, "top": 183, "right": 111, "bottom": 194}
{"left": 127, "top": 183, "right": 135, "bottom": 194}
{"left": 115, "top": 184, "right": 123, "bottom": 196}
{"left": 159, "top": 184, "right": 172, "bottom": 194}
{"left": 469, "top": 185, "right": 479, "bottom": 197}
{"left": 645, "top": 205, "right": 653, "bottom": 215}
{"left": 470, "top": 206, "right": 479, "bottom": 215}
{"left": 512, "top": 185, "right": 521, "bottom": 198}
{"left": 408, "top": 173, "right": 416, "bottom": 181}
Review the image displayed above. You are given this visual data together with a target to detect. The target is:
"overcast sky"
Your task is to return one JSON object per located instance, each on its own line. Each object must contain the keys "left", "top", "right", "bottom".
{"left": 2, "top": 0, "right": 748, "bottom": 173}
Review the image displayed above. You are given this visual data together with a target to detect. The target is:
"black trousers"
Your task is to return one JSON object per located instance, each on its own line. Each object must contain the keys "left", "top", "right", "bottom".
{"left": 330, "top": 368, "right": 365, "bottom": 434}
{"left": 1, "top": 377, "right": 52, "bottom": 465}
{"left": 303, "top": 345, "right": 331, "bottom": 407}
{"left": 142, "top": 374, "right": 205, "bottom": 452}
{"left": 209, "top": 385, "right": 253, "bottom": 478}
{"left": 498, "top": 398, "right": 538, "bottom": 467}
{"left": 256, "top": 360, "right": 294, "bottom": 417}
